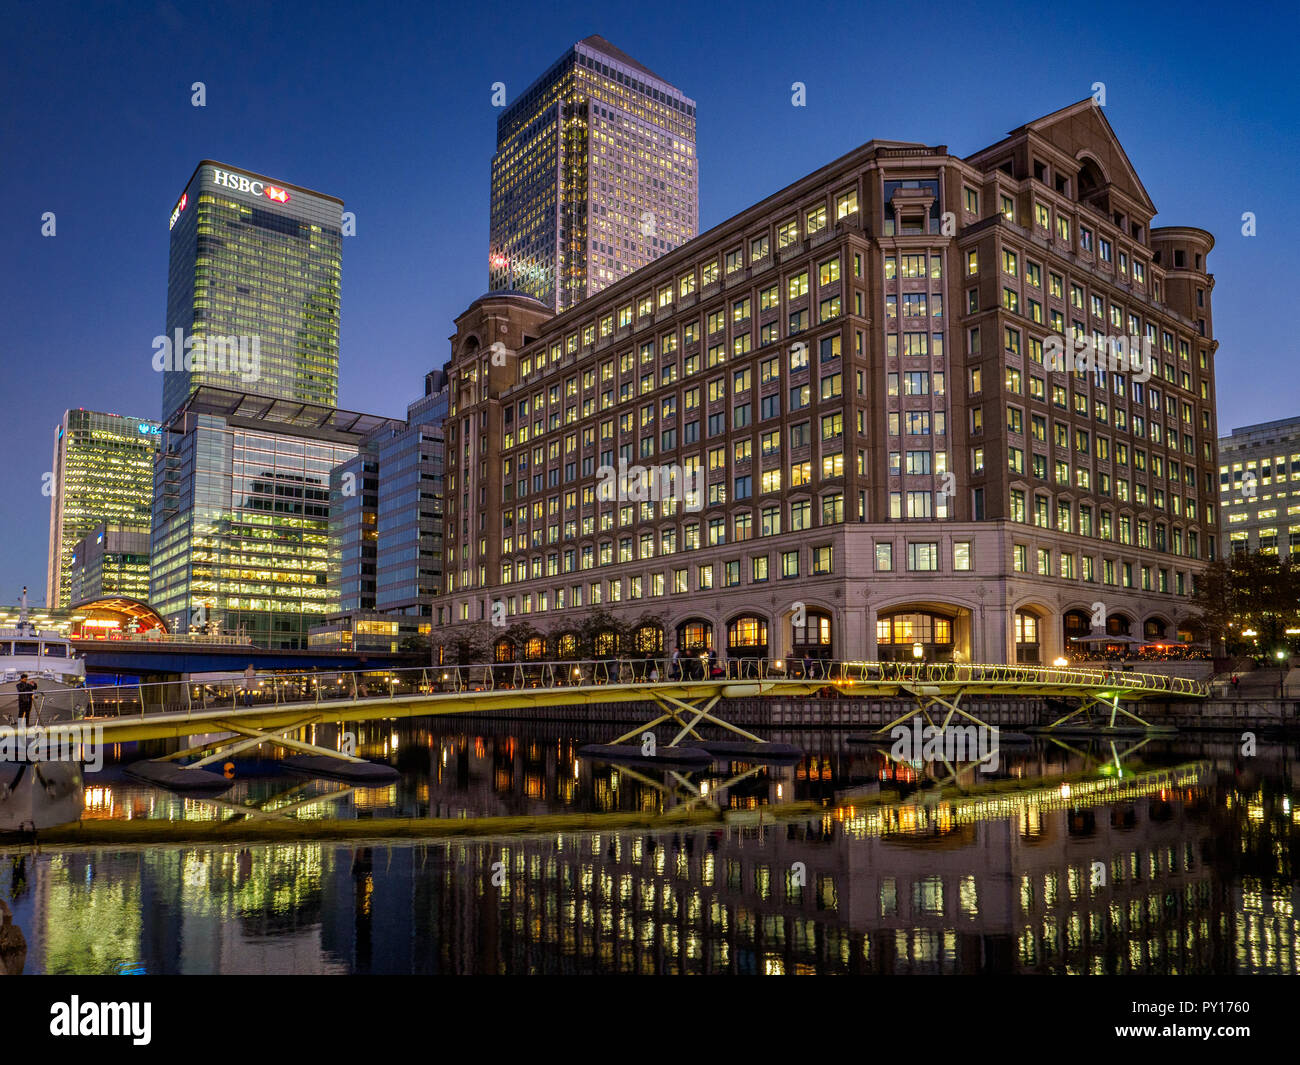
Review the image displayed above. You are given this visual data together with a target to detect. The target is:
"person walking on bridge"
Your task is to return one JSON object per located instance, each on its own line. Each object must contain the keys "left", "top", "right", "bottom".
{"left": 243, "top": 664, "right": 256, "bottom": 708}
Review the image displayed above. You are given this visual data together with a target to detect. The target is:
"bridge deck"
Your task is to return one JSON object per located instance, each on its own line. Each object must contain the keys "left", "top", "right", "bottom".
{"left": 22, "top": 659, "right": 1207, "bottom": 745}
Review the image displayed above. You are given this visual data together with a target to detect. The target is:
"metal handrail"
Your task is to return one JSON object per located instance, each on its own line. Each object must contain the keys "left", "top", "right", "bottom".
{"left": 66, "top": 657, "right": 1209, "bottom": 721}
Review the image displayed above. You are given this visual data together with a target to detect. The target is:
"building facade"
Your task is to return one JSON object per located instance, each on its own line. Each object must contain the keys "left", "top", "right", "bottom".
{"left": 373, "top": 370, "right": 450, "bottom": 616}
{"left": 441, "top": 101, "right": 1219, "bottom": 666}
{"left": 153, "top": 162, "right": 378, "bottom": 647}
{"left": 331, "top": 446, "right": 380, "bottom": 613}
{"left": 46, "top": 409, "right": 159, "bottom": 608}
{"left": 161, "top": 161, "right": 343, "bottom": 421}
{"left": 150, "top": 387, "right": 401, "bottom": 648}
{"left": 68, "top": 523, "right": 152, "bottom": 605}
{"left": 489, "top": 35, "right": 697, "bottom": 312}
{"left": 1218, "top": 416, "right": 1300, "bottom": 557}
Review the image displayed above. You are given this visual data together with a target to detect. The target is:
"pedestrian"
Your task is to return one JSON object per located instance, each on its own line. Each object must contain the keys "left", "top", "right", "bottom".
{"left": 650, "top": 664, "right": 660, "bottom": 683}
{"left": 670, "top": 646, "right": 681, "bottom": 681}
{"left": 708, "top": 647, "right": 719, "bottom": 678}
{"left": 1231, "top": 673, "right": 1239, "bottom": 693}
{"left": 14, "top": 674, "right": 37, "bottom": 727}
{"left": 243, "top": 663, "right": 256, "bottom": 707}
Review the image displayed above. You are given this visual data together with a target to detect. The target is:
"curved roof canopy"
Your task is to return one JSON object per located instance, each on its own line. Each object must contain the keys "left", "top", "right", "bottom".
{"left": 68, "top": 597, "right": 168, "bottom": 633}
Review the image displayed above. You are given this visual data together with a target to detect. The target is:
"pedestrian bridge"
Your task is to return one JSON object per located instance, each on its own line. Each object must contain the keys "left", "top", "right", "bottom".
{"left": 30, "top": 657, "right": 1203, "bottom": 744}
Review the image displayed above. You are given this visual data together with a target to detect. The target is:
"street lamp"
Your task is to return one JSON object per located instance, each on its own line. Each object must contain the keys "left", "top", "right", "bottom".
{"left": 912, "top": 642, "right": 924, "bottom": 660}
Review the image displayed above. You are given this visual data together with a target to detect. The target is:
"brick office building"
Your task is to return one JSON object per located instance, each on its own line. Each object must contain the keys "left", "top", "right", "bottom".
{"left": 439, "top": 101, "right": 1219, "bottom": 666}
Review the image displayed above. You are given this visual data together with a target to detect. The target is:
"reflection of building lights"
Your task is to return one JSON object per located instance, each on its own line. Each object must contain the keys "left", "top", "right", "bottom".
{"left": 1059, "top": 783, "right": 1072, "bottom": 799}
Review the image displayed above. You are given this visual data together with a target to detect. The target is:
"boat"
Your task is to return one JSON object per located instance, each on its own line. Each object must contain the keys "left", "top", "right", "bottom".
{"left": 0, "top": 587, "right": 87, "bottom": 832}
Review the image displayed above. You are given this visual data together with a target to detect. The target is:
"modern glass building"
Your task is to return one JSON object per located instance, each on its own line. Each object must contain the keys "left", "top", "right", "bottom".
{"left": 161, "top": 161, "right": 343, "bottom": 422}
{"left": 153, "top": 162, "right": 383, "bottom": 646}
{"left": 320, "top": 368, "right": 449, "bottom": 638}
{"left": 46, "top": 409, "right": 159, "bottom": 607}
{"left": 151, "top": 388, "right": 401, "bottom": 647}
{"left": 68, "top": 523, "right": 152, "bottom": 604}
{"left": 489, "top": 36, "right": 697, "bottom": 312}
{"left": 1218, "top": 416, "right": 1300, "bottom": 557}
{"left": 330, "top": 446, "right": 380, "bottom": 613}
{"left": 374, "top": 370, "right": 449, "bottom": 615}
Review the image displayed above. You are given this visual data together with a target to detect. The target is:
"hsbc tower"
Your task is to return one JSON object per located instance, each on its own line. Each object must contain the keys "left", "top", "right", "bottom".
{"left": 161, "top": 161, "right": 344, "bottom": 420}
{"left": 150, "top": 162, "right": 396, "bottom": 647}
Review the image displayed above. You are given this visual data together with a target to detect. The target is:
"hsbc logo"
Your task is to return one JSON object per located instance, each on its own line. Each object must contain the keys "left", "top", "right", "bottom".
{"left": 211, "top": 167, "right": 291, "bottom": 204}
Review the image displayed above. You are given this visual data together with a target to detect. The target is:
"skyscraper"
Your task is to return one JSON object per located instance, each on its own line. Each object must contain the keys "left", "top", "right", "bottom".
{"left": 161, "top": 161, "right": 343, "bottom": 421}
{"left": 152, "top": 162, "right": 399, "bottom": 647}
{"left": 489, "top": 36, "right": 697, "bottom": 312}
{"left": 68, "top": 523, "right": 152, "bottom": 604}
{"left": 46, "top": 409, "right": 159, "bottom": 607}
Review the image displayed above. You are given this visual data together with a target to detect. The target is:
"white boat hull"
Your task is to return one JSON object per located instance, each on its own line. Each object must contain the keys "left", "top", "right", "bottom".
{"left": 0, "top": 760, "right": 83, "bottom": 833}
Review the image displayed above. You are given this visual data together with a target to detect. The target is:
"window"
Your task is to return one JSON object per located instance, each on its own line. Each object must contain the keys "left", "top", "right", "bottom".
{"left": 907, "top": 542, "right": 939, "bottom": 571}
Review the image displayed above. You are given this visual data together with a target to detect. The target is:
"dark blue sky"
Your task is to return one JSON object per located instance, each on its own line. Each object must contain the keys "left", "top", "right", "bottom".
{"left": 2, "top": 0, "right": 1297, "bottom": 598}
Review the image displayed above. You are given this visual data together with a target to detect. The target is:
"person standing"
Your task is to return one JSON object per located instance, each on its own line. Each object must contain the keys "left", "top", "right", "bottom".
{"left": 14, "top": 674, "right": 37, "bottom": 726}
{"left": 670, "top": 646, "right": 681, "bottom": 681}
{"left": 243, "top": 664, "right": 257, "bottom": 707}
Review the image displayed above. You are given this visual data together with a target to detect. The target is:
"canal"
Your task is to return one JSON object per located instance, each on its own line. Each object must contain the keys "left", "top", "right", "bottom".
{"left": 2, "top": 720, "right": 1295, "bottom": 975}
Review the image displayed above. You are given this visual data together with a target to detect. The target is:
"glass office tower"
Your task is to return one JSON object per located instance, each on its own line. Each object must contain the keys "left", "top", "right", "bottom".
{"left": 489, "top": 36, "right": 698, "bottom": 312}
{"left": 153, "top": 162, "right": 393, "bottom": 646}
{"left": 162, "top": 161, "right": 343, "bottom": 421}
{"left": 46, "top": 410, "right": 159, "bottom": 607}
{"left": 68, "top": 523, "right": 152, "bottom": 604}
{"left": 151, "top": 389, "right": 400, "bottom": 647}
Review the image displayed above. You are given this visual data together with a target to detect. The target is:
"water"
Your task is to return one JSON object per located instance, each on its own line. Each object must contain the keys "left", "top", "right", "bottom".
{"left": 2, "top": 720, "right": 1296, "bottom": 974}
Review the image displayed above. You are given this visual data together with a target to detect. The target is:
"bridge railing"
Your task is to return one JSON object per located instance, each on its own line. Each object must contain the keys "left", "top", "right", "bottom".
{"left": 63, "top": 657, "right": 1207, "bottom": 724}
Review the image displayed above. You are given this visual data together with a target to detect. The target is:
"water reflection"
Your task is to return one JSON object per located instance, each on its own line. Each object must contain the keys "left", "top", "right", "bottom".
{"left": 2, "top": 726, "right": 1298, "bottom": 974}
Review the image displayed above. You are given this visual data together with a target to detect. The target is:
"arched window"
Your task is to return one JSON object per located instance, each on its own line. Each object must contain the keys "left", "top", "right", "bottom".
{"left": 1014, "top": 610, "right": 1040, "bottom": 664}
{"left": 1143, "top": 618, "right": 1168, "bottom": 640}
{"left": 556, "top": 633, "right": 578, "bottom": 659}
{"left": 875, "top": 611, "right": 955, "bottom": 662}
{"left": 727, "top": 616, "right": 769, "bottom": 658}
{"left": 1106, "top": 613, "right": 1132, "bottom": 636}
{"left": 524, "top": 636, "right": 546, "bottom": 661}
{"left": 594, "top": 630, "right": 619, "bottom": 658}
{"left": 675, "top": 619, "right": 713, "bottom": 654}
{"left": 493, "top": 638, "right": 514, "bottom": 663}
{"left": 791, "top": 609, "right": 832, "bottom": 659}
{"left": 632, "top": 622, "right": 664, "bottom": 655}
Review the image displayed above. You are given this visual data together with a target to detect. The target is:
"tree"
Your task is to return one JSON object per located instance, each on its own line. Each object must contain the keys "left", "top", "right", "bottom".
{"left": 576, "top": 609, "right": 628, "bottom": 658}
{"left": 432, "top": 621, "right": 493, "bottom": 666}
{"left": 1190, "top": 550, "right": 1300, "bottom": 658}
